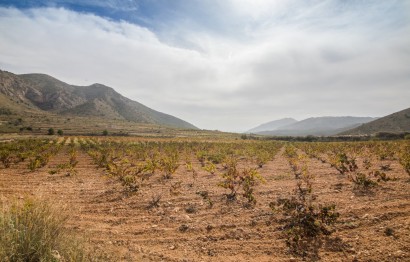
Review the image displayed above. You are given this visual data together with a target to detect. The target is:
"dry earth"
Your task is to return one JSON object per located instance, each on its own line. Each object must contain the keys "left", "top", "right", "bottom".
{"left": 0, "top": 143, "right": 409, "bottom": 262}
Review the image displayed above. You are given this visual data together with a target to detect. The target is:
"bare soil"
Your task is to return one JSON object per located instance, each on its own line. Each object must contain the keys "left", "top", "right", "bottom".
{"left": 0, "top": 147, "right": 409, "bottom": 261}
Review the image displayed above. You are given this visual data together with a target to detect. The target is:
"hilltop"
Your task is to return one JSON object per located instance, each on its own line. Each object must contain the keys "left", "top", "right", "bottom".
{"left": 0, "top": 70, "right": 197, "bottom": 133}
{"left": 340, "top": 107, "right": 410, "bottom": 135}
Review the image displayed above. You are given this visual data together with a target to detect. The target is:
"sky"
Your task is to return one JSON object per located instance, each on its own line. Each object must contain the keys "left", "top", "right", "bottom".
{"left": 0, "top": 0, "right": 409, "bottom": 132}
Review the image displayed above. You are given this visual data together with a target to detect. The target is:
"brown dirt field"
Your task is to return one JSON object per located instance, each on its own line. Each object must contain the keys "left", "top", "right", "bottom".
{"left": 0, "top": 146, "right": 409, "bottom": 262}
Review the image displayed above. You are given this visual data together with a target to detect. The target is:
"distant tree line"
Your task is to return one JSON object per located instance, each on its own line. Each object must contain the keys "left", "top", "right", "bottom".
{"left": 243, "top": 132, "right": 410, "bottom": 142}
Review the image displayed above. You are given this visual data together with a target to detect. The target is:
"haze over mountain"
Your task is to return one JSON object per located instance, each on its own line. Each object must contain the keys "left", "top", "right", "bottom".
{"left": 247, "top": 118, "right": 297, "bottom": 133}
{"left": 255, "top": 116, "right": 375, "bottom": 136}
{"left": 340, "top": 107, "right": 410, "bottom": 135}
{"left": 0, "top": 70, "right": 197, "bottom": 129}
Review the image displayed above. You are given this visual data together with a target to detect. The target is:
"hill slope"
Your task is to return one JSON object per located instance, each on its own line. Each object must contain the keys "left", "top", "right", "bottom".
{"left": 340, "top": 107, "right": 410, "bottom": 135}
{"left": 258, "top": 116, "right": 375, "bottom": 136}
{"left": 247, "top": 118, "right": 297, "bottom": 133}
{"left": 0, "top": 70, "right": 197, "bottom": 129}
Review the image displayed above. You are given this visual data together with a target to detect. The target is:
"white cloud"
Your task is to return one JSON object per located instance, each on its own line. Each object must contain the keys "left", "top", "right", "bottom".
{"left": 0, "top": 2, "right": 409, "bottom": 132}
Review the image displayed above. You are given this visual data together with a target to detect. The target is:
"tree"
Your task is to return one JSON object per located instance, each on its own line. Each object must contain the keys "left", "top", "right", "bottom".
{"left": 57, "top": 129, "right": 63, "bottom": 136}
{"left": 47, "top": 128, "right": 55, "bottom": 135}
{"left": 102, "top": 130, "right": 108, "bottom": 136}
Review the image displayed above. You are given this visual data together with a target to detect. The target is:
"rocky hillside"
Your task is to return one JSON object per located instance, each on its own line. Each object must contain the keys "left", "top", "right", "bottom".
{"left": 340, "top": 107, "right": 410, "bottom": 135}
{"left": 0, "top": 70, "right": 197, "bottom": 129}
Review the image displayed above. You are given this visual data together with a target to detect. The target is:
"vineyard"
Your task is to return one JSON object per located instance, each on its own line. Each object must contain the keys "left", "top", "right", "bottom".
{"left": 0, "top": 137, "right": 409, "bottom": 261}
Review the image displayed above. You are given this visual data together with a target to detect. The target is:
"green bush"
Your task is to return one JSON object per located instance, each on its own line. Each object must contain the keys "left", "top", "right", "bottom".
{"left": 0, "top": 198, "right": 89, "bottom": 261}
{"left": 47, "top": 128, "right": 55, "bottom": 135}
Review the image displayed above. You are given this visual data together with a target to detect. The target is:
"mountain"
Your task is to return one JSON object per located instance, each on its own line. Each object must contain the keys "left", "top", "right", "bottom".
{"left": 258, "top": 116, "right": 375, "bottom": 136}
{"left": 0, "top": 70, "right": 197, "bottom": 129}
{"left": 340, "top": 107, "right": 410, "bottom": 135}
{"left": 247, "top": 118, "right": 297, "bottom": 133}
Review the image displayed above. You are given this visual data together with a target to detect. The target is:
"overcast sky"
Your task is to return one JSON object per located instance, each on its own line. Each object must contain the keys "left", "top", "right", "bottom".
{"left": 0, "top": 0, "right": 409, "bottom": 131}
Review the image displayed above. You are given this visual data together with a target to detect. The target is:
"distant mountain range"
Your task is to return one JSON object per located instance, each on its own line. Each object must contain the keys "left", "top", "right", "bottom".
{"left": 248, "top": 116, "right": 377, "bottom": 136}
{"left": 340, "top": 107, "right": 410, "bottom": 135}
{"left": 247, "top": 118, "right": 297, "bottom": 133}
{"left": 249, "top": 107, "right": 410, "bottom": 136}
{"left": 0, "top": 70, "right": 197, "bottom": 129}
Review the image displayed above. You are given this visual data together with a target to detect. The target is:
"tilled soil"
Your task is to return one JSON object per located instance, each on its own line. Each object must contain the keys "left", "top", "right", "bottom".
{"left": 1, "top": 148, "right": 409, "bottom": 262}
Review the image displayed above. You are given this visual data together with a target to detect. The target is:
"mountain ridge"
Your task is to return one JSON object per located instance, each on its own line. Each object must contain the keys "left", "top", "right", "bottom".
{"left": 247, "top": 118, "right": 297, "bottom": 133}
{"left": 0, "top": 70, "right": 197, "bottom": 129}
{"left": 339, "top": 107, "right": 410, "bottom": 135}
{"left": 252, "top": 116, "right": 376, "bottom": 136}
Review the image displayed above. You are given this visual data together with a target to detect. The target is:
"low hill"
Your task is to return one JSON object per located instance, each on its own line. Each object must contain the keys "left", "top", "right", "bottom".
{"left": 247, "top": 118, "right": 297, "bottom": 133}
{"left": 0, "top": 70, "right": 197, "bottom": 130}
{"left": 340, "top": 107, "right": 410, "bottom": 135}
{"left": 258, "top": 116, "right": 375, "bottom": 136}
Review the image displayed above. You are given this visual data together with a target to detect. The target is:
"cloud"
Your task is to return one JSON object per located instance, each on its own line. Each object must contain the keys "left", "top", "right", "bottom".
{"left": 0, "top": 0, "right": 139, "bottom": 11}
{"left": 0, "top": 1, "right": 409, "bottom": 132}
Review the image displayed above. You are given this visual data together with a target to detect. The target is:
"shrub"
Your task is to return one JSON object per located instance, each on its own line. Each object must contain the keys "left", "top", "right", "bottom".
{"left": 218, "top": 157, "right": 240, "bottom": 201}
{"left": 270, "top": 173, "right": 339, "bottom": 258}
{"left": 0, "top": 150, "right": 12, "bottom": 168}
{"left": 69, "top": 148, "right": 78, "bottom": 168}
{"left": 196, "top": 150, "right": 207, "bottom": 167}
{"left": 47, "top": 128, "right": 55, "bottom": 135}
{"left": 57, "top": 129, "right": 64, "bottom": 136}
{"left": 121, "top": 174, "right": 139, "bottom": 193}
{"left": 241, "top": 168, "right": 265, "bottom": 205}
{"left": 255, "top": 150, "right": 270, "bottom": 168}
{"left": 330, "top": 153, "right": 358, "bottom": 175}
{"left": 0, "top": 198, "right": 89, "bottom": 261}
{"left": 160, "top": 152, "right": 179, "bottom": 179}
{"left": 349, "top": 172, "right": 378, "bottom": 189}
{"left": 107, "top": 159, "right": 146, "bottom": 194}
{"left": 27, "top": 153, "right": 51, "bottom": 172}
{"left": 204, "top": 162, "right": 216, "bottom": 174}
{"left": 218, "top": 158, "right": 264, "bottom": 204}
{"left": 102, "top": 130, "right": 108, "bottom": 136}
